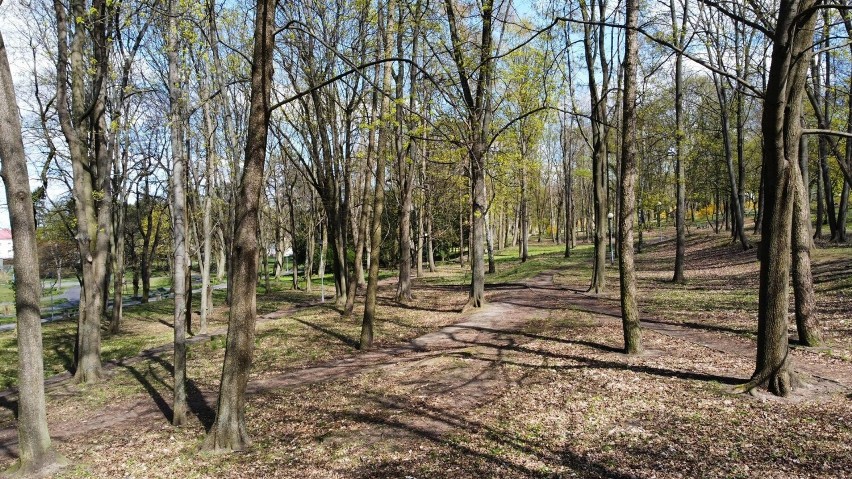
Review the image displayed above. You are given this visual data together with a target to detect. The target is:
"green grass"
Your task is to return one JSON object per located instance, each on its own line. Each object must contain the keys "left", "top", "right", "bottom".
{"left": 420, "top": 242, "right": 583, "bottom": 288}
{"left": 0, "top": 283, "right": 14, "bottom": 303}
{"left": 0, "top": 278, "right": 316, "bottom": 390}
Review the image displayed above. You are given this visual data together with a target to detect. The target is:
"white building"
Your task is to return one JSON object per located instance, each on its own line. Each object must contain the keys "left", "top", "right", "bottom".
{"left": 0, "top": 229, "right": 12, "bottom": 261}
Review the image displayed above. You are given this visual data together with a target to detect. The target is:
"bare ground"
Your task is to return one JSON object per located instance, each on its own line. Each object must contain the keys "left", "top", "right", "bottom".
{"left": 0, "top": 234, "right": 850, "bottom": 478}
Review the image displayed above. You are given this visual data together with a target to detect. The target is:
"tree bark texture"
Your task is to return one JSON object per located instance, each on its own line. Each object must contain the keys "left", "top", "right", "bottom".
{"left": 671, "top": 0, "right": 687, "bottom": 282}
{"left": 53, "top": 0, "right": 115, "bottom": 384}
{"left": 362, "top": 0, "right": 394, "bottom": 349}
{"left": 618, "top": 0, "right": 642, "bottom": 355}
{"left": 792, "top": 136, "right": 821, "bottom": 346}
{"left": 204, "top": 0, "right": 274, "bottom": 450}
{"left": 0, "top": 28, "right": 66, "bottom": 477}
{"left": 395, "top": 4, "right": 414, "bottom": 302}
{"left": 580, "top": 0, "right": 609, "bottom": 294}
{"left": 444, "top": 0, "right": 493, "bottom": 309}
{"left": 743, "top": 0, "right": 817, "bottom": 397}
{"left": 168, "top": 0, "right": 189, "bottom": 426}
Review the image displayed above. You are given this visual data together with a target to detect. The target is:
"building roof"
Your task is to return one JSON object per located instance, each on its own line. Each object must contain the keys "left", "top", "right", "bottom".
{"left": 0, "top": 229, "right": 11, "bottom": 240}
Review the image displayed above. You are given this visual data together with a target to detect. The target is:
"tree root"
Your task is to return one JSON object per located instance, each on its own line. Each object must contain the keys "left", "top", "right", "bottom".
{"left": 73, "top": 366, "right": 104, "bottom": 385}
{"left": 1, "top": 449, "right": 68, "bottom": 478}
{"left": 462, "top": 296, "right": 484, "bottom": 312}
{"left": 202, "top": 422, "right": 252, "bottom": 453}
{"left": 732, "top": 349, "right": 796, "bottom": 397}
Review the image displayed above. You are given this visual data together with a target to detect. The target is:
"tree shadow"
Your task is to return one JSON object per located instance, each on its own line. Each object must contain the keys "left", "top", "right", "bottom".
{"left": 291, "top": 317, "right": 359, "bottom": 349}
{"left": 322, "top": 390, "right": 635, "bottom": 479}
{"left": 440, "top": 328, "right": 743, "bottom": 386}
{"left": 0, "top": 441, "right": 18, "bottom": 461}
{"left": 642, "top": 318, "right": 755, "bottom": 338}
{"left": 145, "top": 355, "right": 216, "bottom": 430}
{"left": 411, "top": 284, "right": 468, "bottom": 292}
{"left": 0, "top": 396, "right": 17, "bottom": 418}
{"left": 457, "top": 324, "right": 623, "bottom": 354}
{"left": 121, "top": 362, "right": 173, "bottom": 423}
{"left": 118, "top": 351, "right": 216, "bottom": 430}
{"left": 376, "top": 297, "right": 462, "bottom": 314}
{"left": 42, "top": 327, "right": 76, "bottom": 374}
{"left": 490, "top": 299, "right": 624, "bottom": 320}
{"left": 186, "top": 377, "right": 216, "bottom": 431}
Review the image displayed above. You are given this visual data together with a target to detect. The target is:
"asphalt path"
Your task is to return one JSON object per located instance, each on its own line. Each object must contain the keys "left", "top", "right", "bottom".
{"left": 0, "top": 282, "right": 227, "bottom": 332}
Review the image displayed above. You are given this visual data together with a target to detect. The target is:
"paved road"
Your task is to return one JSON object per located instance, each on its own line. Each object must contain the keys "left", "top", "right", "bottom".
{"left": 0, "top": 282, "right": 227, "bottom": 332}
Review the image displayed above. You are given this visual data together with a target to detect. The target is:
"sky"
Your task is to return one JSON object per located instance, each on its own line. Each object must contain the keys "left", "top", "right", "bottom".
{"left": 1, "top": 0, "right": 48, "bottom": 229}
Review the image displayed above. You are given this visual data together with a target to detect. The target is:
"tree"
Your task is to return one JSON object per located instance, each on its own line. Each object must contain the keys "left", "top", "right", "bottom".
{"left": 671, "top": 0, "right": 688, "bottom": 283}
{"left": 167, "top": 0, "right": 189, "bottom": 426}
{"left": 500, "top": 37, "right": 550, "bottom": 265}
{"left": 736, "top": 0, "right": 818, "bottom": 397}
{"left": 579, "top": 0, "right": 613, "bottom": 294}
{"left": 394, "top": 0, "right": 424, "bottom": 303}
{"left": 443, "top": 0, "right": 495, "bottom": 308}
{"left": 792, "top": 133, "right": 821, "bottom": 346}
{"left": 699, "top": 7, "right": 750, "bottom": 250}
{"left": 0, "top": 26, "right": 66, "bottom": 477}
{"left": 203, "top": 0, "right": 275, "bottom": 451}
{"left": 362, "top": 0, "right": 395, "bottom": 349}
{"left": 53, "top": 0, "right": 118, "bottom": 383}
{"left": 618, "top": 0, "right": 642, "bottom": 354}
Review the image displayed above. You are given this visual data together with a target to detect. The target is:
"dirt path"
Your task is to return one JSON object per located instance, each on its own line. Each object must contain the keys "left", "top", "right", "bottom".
{"left": 0, "top": 272, "right": 849, "bottom": 464}
{"left": 0, "top": 280, "right": 549, "bottom": 462}
{"left": 511, "top": 273, "right": 852, "bottom": 391}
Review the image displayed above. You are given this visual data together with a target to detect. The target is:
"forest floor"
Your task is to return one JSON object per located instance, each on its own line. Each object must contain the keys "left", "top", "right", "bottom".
{"left": 0, "top": 230, "right": 851, "bottom": 478}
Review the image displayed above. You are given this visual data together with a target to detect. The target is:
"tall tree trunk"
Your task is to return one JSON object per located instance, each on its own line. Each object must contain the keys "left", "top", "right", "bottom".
{"left": 417, "top": 139, "right": 427, "bottom": 276}
{"left": 216, "top": 228, "right": 227, "bottom": 280}
{"left": 459, "top": 203, "right": 465, "bottom": 267}
{"left": 734, "top": 6, "right": 749, "bottom": 239}
{"left": 562, "top": 124, "right": 574, "bottom": 258}
{"left": 820, "top": 26, "right": 839, "bottom": 240}
{"left": 485, "top": 181, "right": 496, "bottom": 274}
{"left": 206, "top": 0, "right": 240, "bottom": 308}
{"left": 203, "top": 0, "right": 274, "bottom": 450}
{"left": 319, "top": 221, "right": 328, "bottom": 302}
{"left": 754, "top": 173, "right": 765, "bottom": 234}
{"left": 819, "top": 141, "right": 837, "bottom": 238}
{"left": 580, "top": 0, "right": 610, "bottom": 293}
{"left": 395, "top": 1, "right": 421, "bottom": 302}
{"left": 838, "top": 181, "right": 850, "bottom": 243}
{"left": 739, "top": 0, "right": 816, "bottom": 397}
{"left": 110, "top": 142, "right": 128, "bottom": 334}
{"left": 199, "top": 84, "right": 216, "bottom": 335}
{"left": 671, "top": 0, "right": 687, "bottom": 282}
{"left": 417, "top": 200, "right": 425, "bottom": 276}
{"left": 618, "top": 0, "right": 642, "bottom": 354}
{"left": 362, "top": 0, "right": 394, "bottom": 349}
{"left": 286, "top": 189, "right": 299, "bottom": 290}
{"left": 305, "top": 212, "right": 315, "bottom": 293}
{"left": 713, "top": 79, "right": 749, "bottom": 249}
{"left": 195, "top": 50, "right": 224, "bottom": 328}
{"left": 427, "top": 200, "right": 436, "bottom": 272}
{"left": 168, "top": 0, "right": 189, "bottom": 426}
{"left": 0, "top": 29, "right": 67, "bottom": 476}
{"left": 54, "top": 0, "right": 113, "bottom": 384}
{"left": 792, "top": 134, "right": 821, "bottom": 346}
{"left": 520, "top": 160, "right": 529, "bottom": 263}
{"left": 345, "top": 63, "right": 380, "bottom": 316}
{"left": 443, "top": 0, "right": 493, "bottom": 309}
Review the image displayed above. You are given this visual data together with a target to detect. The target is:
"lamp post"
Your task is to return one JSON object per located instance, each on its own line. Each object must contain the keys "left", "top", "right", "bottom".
{"left": 607, "top": 212, "right": 614, "bottom": 265}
